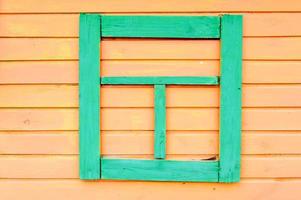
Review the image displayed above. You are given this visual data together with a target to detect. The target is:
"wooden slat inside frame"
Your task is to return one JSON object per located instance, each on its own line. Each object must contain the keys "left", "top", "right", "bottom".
{"left": 101, "top": 16, "right": 220, "bottom": 38}
{"left": 101, "top": 158, "right": 219, "bottom": 182}
{"left": 154, "top": 84, "right": 166, "bottom": 159}
{"left": 101, "top": 76, "right": 219, "bottom": 85}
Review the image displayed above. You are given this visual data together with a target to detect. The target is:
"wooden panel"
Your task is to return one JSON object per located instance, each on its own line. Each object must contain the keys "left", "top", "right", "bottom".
{"left": 1, "top": 85, "right": 301, "bottom": 108}
{"left": 1, "top": 131, "right": 301, "bottom": 155}
{"left": 101, "top": 158, "right": 218, "bottom": 182}
{"left": 0, "top": 109, "right": 79, "bottom": 131}
{"left": 2, "top": 38, "right": 301, "bottom": 60}
{"left": 0, "top": 61, "right": 79, "bottom": 84}
{"left": 2, "top": 0, "right": 301, "bottom": 13}
{"left": 0, "top": 85, "right": 79, "bottom": 107}
{"left": 101, "top": 16, "right": 220, "bottom": 38}
{"left": 0, "top": 0, "right": 300, "bottom": 196}
{"left": 154, "top": 85, "right": 166, "bottom": 159}
{"left": 1, "top": 155, "right": 301, "bottom": 178}
{"left": 0, "top": 14, "right": 79, "bottom": 37}
{"left": 1, "top": 180, "right": 301, "bottom": 200}
{"left": 0, "top": 132, "right": 79, "bottom": 155}
{"left": 101, "top": 76, "right": 219, "bottom": 85}
{"left": 1, "top": 61, "right": 301, "bottom": 84}
{"left": 0, "top": 108, "right": 300, "bottom": 131}
{"left": 219, "top": 15, "right": 243, "bottom": 182}
{"left": 2, "top": 14, "right": 301, "bottom": 37}
{"left": 79, "top": 14, "right": 100, "bottom": 179}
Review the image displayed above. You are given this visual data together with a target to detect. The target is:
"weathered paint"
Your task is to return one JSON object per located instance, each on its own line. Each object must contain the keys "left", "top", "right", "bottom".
{"left": 101, "top": 16, "right": 220, "bottom": 38}
{"left": 79, "top": 14, "right": 101, "bottom": 179}
{"left": 101, "top": 76, "right": 219, "bottom": 85}
{"left": 82, "top": 15, "right": 241, "bottom": 182}
{"left": 101, "top": 158, "right": 218, "bottom": 182}
{"left": 1, "top": 0, "right": 301, "bottom": 199}
{"left": 154, "top": 84, "right": 166, "bottom": 159}
{"left": 219, "top": 15, "right": 243, "bottom": 182}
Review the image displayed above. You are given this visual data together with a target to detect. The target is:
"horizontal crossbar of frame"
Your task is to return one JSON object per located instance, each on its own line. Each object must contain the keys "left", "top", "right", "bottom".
{"left": 101, "top": 158, "right": 219, "bottom": 182}
{"left": 100, "top": 76, "right": 219, "bottom": 85}
{"left": 101, "top": 16, "right": 221, "bottom": 39}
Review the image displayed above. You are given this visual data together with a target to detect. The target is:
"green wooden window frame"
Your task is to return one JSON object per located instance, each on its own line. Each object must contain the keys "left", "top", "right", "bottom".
{"left": 79, "top": 14, "right": 243, "bottom": 182}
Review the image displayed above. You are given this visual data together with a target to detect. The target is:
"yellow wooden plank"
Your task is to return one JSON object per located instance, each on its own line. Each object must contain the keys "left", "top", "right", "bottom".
{"left": 1, "top": 13, "right": 301, "bottom": 37}
{"left": 1, "top": 179, "right": 300, "bottom": 200}
{"left": 1, "top": 131, "right": 301, "bottom": 155}
{"left": 0, "top": 85, "right": 301, "bottom": 107}
{"left": 0, "top": 108, "right": 300, "bottom": 131}
{"left": 1, "top": 38, "right": 301, "bottom": 60}
{"left": 1, "top": 61, "right": 301, "bottom": 84}
{"left": 0, "top": 155, "right": 300, "bottom": 178}
{"left": 2, "top": 0, "right": 301, "bottom": 13}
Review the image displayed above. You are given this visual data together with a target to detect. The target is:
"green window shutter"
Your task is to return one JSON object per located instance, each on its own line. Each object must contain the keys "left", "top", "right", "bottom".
{"left": 79, "top": 14, "right": 243, "bottom": 182}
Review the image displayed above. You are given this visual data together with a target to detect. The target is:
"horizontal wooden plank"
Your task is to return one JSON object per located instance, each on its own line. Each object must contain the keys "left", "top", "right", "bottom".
{"left": 101, "top": 16, "right": 220, "bottom": 38}
{"left": 1, "top": 85, "right": 301, "bottom": 108}
{"left": 2, "top": 0, "right": 301, "bottom": 13}
{"left": 101, "top": 76, "right": 219, "bottom": 85}
{"left": 101, "top": 158, "right": 218, "bottom": 182}
{"left": 1, "top": 38, "right": 301, "bottom": 60}
{"left": 0, "top": 61, "right": 300, "bottom": 84}
{"left": 1, "top": 180, "right": 301, "bottom": 200}
{"left": 0, "top": 155, "right": 301, "bottom": 178}
{"left": 1, "top": 131, "right": 301, "bottom": 155}
{"left": 2, "top": 13, "right": 301, "bottom": 37}
{"left": 0, "top": 108, "right": 300, "bottom": 131}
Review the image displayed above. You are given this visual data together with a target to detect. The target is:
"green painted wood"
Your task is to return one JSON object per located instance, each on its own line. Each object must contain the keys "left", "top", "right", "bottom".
{"left": 101, "top": 76, "right": 219, "bottom": 85}
{"left": 219, "top": 15, "right": 243, "bottom": 183}
{"left": 101, "top": 158, "right": 219, "bottom": 182}
{"left": 77, "top": 13, "right": 243, "bottom": 183}
{"left": 101, "top": 16, "right": 220, "bottom": 38}
{"left": 154, "top": 85, "right": 166, "bottom": 159}
{"left": 79, "top": 14, "right": 101, "bottom": 180}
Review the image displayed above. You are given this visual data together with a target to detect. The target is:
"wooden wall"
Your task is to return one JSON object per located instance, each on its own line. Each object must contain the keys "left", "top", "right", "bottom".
{"left": 1, "top": 1, "right": 301, "bottom": 199}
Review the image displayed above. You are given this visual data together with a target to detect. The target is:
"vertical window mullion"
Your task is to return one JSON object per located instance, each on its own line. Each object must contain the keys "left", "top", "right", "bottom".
{"left": 154, "top": 84, "right": 167, "bottom": 159}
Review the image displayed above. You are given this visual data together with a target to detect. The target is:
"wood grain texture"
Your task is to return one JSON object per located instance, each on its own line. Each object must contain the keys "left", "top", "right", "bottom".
{"left": 219, "top": 15, "right": 243, "bottom": 182}
{"left": 2, "top": 37, "right": 301, "bottom": 60}
{"left": 2, "top": 131, "right": 301, "bottom": 155}
{"left": 2, "top": 0, "right": 301, "bottom": 13}
{"left": 1, "top": 85, "right": 301, "bottom": 108}
{"left": 101, "top": 16, "right": 220, "bottom": 38}
{"left": 0, "top": 180, "right": 300, "bottom": 200}
{"left": 154, "top": 85, "right": 166, "bottom": 159}
{"left": 2, "top": 13, "right": 301, "bottom": 37}
{"left": 1, "top": 0, "right": 301, "bottom": 197}
{"left": 79, "top": 14, "right": 100, "bottom": 179}
{"left": 1, "top": 155, "right": 301, "bottom": 178}
{"left": 0, "top": 108, "right": 300, "bottom": 131}
{"left": 101, "top": 76, "right": 219, "bottom": 85}
{"left": 101, "top": 158, "right": 218, "bottom": 182}
{"left": 1, "top": 61, "right": 301, "bottom": 84}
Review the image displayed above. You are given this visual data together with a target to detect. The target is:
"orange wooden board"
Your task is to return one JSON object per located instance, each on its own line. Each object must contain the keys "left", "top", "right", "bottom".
{"left": 0, "top": 108, "right": 300, "bottom": 131}
{"left": 2, "top": 13, "right": 301, "bottom": 37}
{"left": 1, "top": 61, "right": 301, "bottom": 84}
{"left": 1, "top": 131, "right": 301, "bottom": 155}
{"left": 1, "top": 38, "right": 301, "bottom": 60}
{"left": 0, "top": 180, "right": 300, "bottom": 200}
{"left": 2, "top": 0, "right": 301, "bottom": 13}
{"left": 0, "top": 155, "right": 301, "bottom": 178}
{"left": 1, "top": 0, "right": 301, "bottom": 199}
{"left": 0, "top": 85, "right": 301, "bottom": 108}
